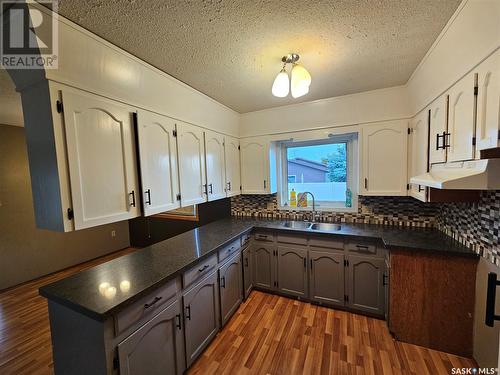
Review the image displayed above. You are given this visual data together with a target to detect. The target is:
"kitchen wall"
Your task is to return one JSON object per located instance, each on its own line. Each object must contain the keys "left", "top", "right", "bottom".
{"left": 230, "top": 194, "right": 438, "bottom": 228}
{"left": 0, "top": 125, "right": 130, "bottom": 290}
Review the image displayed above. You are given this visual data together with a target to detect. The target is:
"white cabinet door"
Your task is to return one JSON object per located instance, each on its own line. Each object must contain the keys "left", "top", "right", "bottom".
{"left": 447, "top": 73, "right": 476, "bottom": 162}
{"left": 361, "top": 120, "right": 408, "bottom": 196}
{"left": 429, "top": 95, "right": 448, "bottom": 164}
{"left": 136, "top": 110, "right": 180, "bottom": 216}
{"left": 224, "top": 136, "right": 241, "bottom": 197}
{"left": 409, "top": 110, "right": 429, "bottom": 202}
{"left": 476, "top": 50, "right": 500, "bottom": 152}
{"left": 176, "top": 122, "right": 207, "bottom": 206}
{"left": 205, "top": 130, "right": 226, "bottom": 201}
{"left": 62, "top": 90, "right": 139, "bottom": 229}
{"left": 240, "top": 138, "right": 270, "bottom": 194}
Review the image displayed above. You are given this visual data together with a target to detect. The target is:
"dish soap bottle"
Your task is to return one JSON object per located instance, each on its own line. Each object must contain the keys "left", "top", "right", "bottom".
{"left": 290, "top": 189, "right": 297, "bottom": 207}
{"left": 345, "top": 188, "right": 352, "bottom": 208}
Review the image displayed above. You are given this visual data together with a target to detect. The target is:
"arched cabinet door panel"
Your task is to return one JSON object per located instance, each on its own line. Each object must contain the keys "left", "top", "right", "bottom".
{"left": 429, "top": 95, "right": 448, "bottom": 164}
{"left": 117, "top": 300, "right": 185, "bottom": 375}
{"left": 253, "top": 244, "right": 276, "bottom": 290}
{"left": 62, "top": 89, "right": 140, "bottom": 229}
{"left": 136, "top": 110, "right": 180, "bottom": 216}
{"left": 409, "top": 110, "right": 429, "bottom": 202}
{"left": 240, "top": 138, "right": 275, "bottom": 194}
{"left": 224, "top": 136, "right": 241, "bottom": 197}
{"left": 309, "top": 250, "right": 344, "bottom": 307}
{"left": 205, "top": 130, "right": 226, "bottom": 201}
{"left": 176, "top": 122, "right": 207, "bottom": 206}
{"left": 361, "top": 120, "right": 408, "bottom": 196}
{"left": 277, "top": 247, "right": 308, "bottom": 298}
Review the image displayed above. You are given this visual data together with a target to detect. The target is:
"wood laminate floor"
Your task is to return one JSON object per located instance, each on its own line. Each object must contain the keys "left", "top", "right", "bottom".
{"left": 188, "top": 291, "right": 477, "bottom": 375}
{"left": 0, "top": 249, "right": 476, "bottom": 375}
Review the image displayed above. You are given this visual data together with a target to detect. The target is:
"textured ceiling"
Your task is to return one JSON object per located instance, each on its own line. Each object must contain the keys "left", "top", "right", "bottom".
{"left": 54, "top": 0, "right": 461, "bottom": 113}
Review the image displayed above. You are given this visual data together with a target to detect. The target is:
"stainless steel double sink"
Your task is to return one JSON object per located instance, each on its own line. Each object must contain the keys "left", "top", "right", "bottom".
{"left": 281, "top": 221, "right": 341, "bottom": 232}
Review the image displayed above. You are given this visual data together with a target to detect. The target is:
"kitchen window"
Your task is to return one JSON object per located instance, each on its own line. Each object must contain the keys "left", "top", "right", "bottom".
{"left": 278, "top": 133, "right": 358, "bottom": 211}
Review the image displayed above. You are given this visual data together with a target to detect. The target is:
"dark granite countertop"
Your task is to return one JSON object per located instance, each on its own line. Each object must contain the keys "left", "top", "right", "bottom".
{"left": 39, "top": 217, "right": 477, "bottom": 321}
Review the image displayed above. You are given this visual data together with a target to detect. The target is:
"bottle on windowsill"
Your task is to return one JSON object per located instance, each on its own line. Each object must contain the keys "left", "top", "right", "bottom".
{"left": 290, "top": 188, "right": 297, "bottom": 207}
{"left": 345, "top": 188, "right": 352, "bottom": 208}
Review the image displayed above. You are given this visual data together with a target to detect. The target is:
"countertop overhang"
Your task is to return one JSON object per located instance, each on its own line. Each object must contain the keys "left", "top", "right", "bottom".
{"left": 39, "top": 217, "right": 477, "bottom": 321}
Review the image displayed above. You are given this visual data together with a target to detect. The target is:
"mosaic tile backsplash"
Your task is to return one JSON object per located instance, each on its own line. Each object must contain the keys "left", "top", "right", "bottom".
{"left": 230, "top": 192, "right": 500, "bottom": 263}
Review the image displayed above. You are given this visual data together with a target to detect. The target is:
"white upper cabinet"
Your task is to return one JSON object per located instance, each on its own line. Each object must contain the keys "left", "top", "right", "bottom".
{"left": 361, "top": 120, "right": 408, "bottom": 196}
{"left": 476, "top": 50, "right": 500, "bottom": 152}
{"left": 205, "top": 130, "right": 227, "bottom": 201}
{"left": 136, "top": 110, "right": 180, "bottom": 216}
{"left": 224, "top": 136, "right": 241, "bottom": 197}
{"left": 447, "top": 72, "right": 476, "bottom": 162}
{"left": 409, "top": 110, "right": 429, "bottom": 202}
{"left": 240, "top": 138, "right": 276, "bottom": 194}
{"left": 62, "top": 90, "right": 140, "bottom": 230}
{"left": 176, "top": 122, "right": 207, "bottom": 206}
{"left": 429, "top": 95, "right": 448, "bottom": 164}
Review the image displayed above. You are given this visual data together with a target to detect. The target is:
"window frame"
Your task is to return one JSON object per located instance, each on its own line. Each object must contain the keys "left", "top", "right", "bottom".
{"left": 277, "top": 133, "right": 359, "bottom": 212}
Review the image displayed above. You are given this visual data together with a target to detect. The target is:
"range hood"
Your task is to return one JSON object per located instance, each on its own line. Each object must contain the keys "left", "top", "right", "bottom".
{"left": 410, "top": 159, "right": 500, "bottom": 189}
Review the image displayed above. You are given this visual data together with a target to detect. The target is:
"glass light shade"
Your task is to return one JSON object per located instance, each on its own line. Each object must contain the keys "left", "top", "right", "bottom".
{"left": 291, "top": 64, "right": 311, "bottom": 98}
{"left": 272, "top": 69, "right": 289, "bottom": 97}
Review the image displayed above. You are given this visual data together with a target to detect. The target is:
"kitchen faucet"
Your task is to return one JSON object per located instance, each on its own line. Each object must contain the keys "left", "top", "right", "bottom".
{"left": 302, "top": 191, "right": 318, "bottom": 222}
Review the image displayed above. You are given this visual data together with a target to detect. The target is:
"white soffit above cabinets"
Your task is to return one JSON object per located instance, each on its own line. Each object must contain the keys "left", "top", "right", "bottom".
{"left": 50, "top": 0, "right": 461, "bottom": 113}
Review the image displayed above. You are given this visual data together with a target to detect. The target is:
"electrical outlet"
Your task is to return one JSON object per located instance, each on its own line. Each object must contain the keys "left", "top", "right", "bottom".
{"left": 111, "top": 230, "right": 116, "bottom": 238}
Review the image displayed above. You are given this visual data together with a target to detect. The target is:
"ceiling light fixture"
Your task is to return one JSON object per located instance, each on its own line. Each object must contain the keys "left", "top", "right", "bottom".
{"left": 272, "top": 53, "right": 311, "bottom": 98}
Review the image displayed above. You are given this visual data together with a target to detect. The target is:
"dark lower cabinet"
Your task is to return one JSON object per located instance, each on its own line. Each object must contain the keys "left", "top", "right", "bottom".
{"left": 347, "top": 255, "right": 385, "bottom": 316}
{"left": 277, "top": 246, "right": 308, "bottom": 298}
{"left": 183, "top": 271, "right": 220, "bottom": 367}
{"left": 117, "top": 299, "right": 185, "bottom": 375}
{"left": 253, "top": 243, "right": 276, "bottom": 290}
{"left": 242, "top": 246, "right": 253, "bottom": 299}
{"left": 309, "top": 250, "right": 345, "bottom": 307}
{"left": 219, "top": 253, "right": 243, "bottom": 326}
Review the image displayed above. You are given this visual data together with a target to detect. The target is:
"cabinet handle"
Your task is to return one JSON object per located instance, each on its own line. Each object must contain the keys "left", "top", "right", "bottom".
{"left": 176, "top": 314, "right": 182, "bottom": 330}
{"left": 129, "top": 191, "right": 136, "bottom": 207}
{"left": 310, "top": 259, "right": 313, "bottom": 270}
{"left": 383, "top": 274, "right": 388, "bottom": 286}
{"left": 203, "top": 184, "right": 208, "bottom": 195}
{"left": 220, "top": 276, "right": 226, "bottom": 288}
{"left": 257, "top": 234, "right": 268, "bottom": 240}
{"left": 198, "top": 264, "right": 210, "bottom": 273}
{"left": 227, "top": 181, "right": 231, "bottom": 191}
{"left": 364, "top": 178, "right": 368, "bottom": 189}
{"left": 144, "top": 296, "right": 162, "bottom": 309}
{"left": 303, "top": 258, "right": 306, "bottom": 269}
{"left": 185, "top": 305, "right": 191, "bottom": 320}
{"left": 209, "top": 183, "right": 213, "bottom": 194}
{"left": 145, "top": 189, "right": 151, "bottom": 205}
{"left": 263, "top": 180, "right": 266, "bottom": 189}
{"left": 245, "top": 258, "right": 249, "bottom": 267}
{"left": 418, "top": 185, "right": 424, "bottom": 192}
{"left": 356, "top": 245, "right": 369, "bottom": 250}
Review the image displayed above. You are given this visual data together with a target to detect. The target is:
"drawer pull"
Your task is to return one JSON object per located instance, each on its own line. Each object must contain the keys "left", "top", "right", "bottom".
{"left": 257, "top": 235, "right": 268, "bottom": 240}
{"left": 144, "top": 296, "right": 162, "bottom": 309}
{"left": 356, "top": 245, "right": 369, "bottom": 249}
{"left": 198, "top": 264, "right": 210, "bottom": 272}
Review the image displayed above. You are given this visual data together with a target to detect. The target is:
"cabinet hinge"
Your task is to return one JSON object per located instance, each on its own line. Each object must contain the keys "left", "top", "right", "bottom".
{"left": 238, "top": 145, "right": 240, "bottom": 150}
{"left": 173, "top": 129, "right": 177, "bottom": 137}
{"left": 344, "top": 294, "right": 349, "bottom": 302}
{"left": 176, "top": 194, "right": 181, "bottom": 201}
{"left": 240, "top": 185, "right": 242, "bottom": 190}
{"left": 344, "top": 259, "right": 349, "bottom": 267}
{"left": 67, "top": 208, "right": 74, "bottom": 220}
{"left": 113, "top": 356, "right": 119, "bottom": 370}
{"left": 407, "top": 128, "right": 411, "bottom": 135}
{"left": 406, "top": 183, "right": 410, "bottom": 191}
{"left": 56, "top": 100, "right": 63, "bottom": 113}
{"left": 474, "top": 86, "right": 478, "bottom": 96}
{"left": 472, "top": 137, "right": 476, "bottom": 146}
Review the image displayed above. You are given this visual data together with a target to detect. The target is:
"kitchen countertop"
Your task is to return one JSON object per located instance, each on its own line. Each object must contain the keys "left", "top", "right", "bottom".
{"left": 39, "top": 217, "right": 477, "bottom": 321}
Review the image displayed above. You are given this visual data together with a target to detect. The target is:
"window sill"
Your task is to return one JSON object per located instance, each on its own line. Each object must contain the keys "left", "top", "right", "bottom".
{"left": 277, "top": 205, "right": 358, "bottom": 213}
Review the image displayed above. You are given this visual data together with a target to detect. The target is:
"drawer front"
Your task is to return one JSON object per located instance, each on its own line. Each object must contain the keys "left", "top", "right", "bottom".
{"left": 346, "top": 242, "right": 379, "bottom": 256}
{"left": 309, "top": 237, "right": 344, "bottom": 250}
{"left": 241, "top": 232, "right": 252, "bottom": 248}
{"left": 276, "top": 233, "right": 307, "bottom": 245}
{"left": 218, "top": 239, "right": 241, "bottom": 263}
{"left": 183, "top": 253, "right": 218, "bottom": 289}
{"left": 254, "top": 232, "right": 274, "bottom": 242}
{"left": 115, "top": 277, "right": 180, "bottom": 335}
